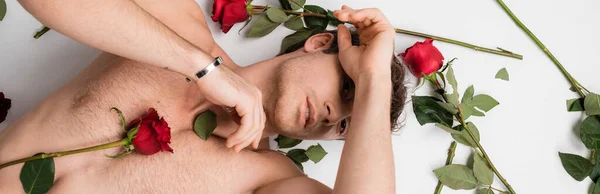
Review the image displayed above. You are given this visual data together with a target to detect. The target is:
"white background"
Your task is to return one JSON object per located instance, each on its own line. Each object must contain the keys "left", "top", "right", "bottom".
{"left": 1, "top": 0, "right": 599, "bottom": 193}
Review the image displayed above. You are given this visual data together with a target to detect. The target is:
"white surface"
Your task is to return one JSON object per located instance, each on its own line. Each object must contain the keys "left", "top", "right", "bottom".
{"left": 1, "top": 0, "right": 599, "bottom": 193}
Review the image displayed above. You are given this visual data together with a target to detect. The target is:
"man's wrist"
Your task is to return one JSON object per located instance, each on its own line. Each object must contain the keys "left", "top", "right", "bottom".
{"left": 183, "top": 53, "right": 218, "bottom": 80}
{"left": 356, "top": 71, "right": 392, "bottom": 95}
{"left": 357, "top": 68, "right": 391, "bottom": 85}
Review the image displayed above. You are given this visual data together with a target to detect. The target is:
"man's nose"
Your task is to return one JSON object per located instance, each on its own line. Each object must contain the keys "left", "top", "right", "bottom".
{"left": 322, "top": 101, "right": 344, "bottom": 126}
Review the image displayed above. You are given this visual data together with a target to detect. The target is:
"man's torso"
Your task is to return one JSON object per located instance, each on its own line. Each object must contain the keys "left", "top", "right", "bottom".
{"left": 0, "top": 53, "right": 303, "bottom": 193}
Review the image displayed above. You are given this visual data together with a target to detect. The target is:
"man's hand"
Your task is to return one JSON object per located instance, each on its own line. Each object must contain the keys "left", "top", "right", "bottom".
{"left": 196, "top": 65, "right": 266, "bottom": 152}
{"left": 334, "top": 6, "right": 395, "bottom": 82}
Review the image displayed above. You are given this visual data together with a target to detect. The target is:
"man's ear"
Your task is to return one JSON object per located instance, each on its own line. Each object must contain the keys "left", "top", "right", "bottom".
{"left": 303, "top": 33, "right": 335, "bottom": 52}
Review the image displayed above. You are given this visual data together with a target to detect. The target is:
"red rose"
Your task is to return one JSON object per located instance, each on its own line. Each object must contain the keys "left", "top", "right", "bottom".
{"left": 129, "top": 108, "right": 173, "bottom": 155}
{"left": 211, "top": 0, "right": 249, "bottom": 33}
{"left": 400, "top": 39, "right": 445, "bottom": 77}
{"left": 0, "top": 92, "right": 11, "bottom": 124}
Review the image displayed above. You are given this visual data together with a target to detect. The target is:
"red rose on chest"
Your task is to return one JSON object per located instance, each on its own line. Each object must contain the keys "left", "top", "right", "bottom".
{"left": 211, "top": 0, "right": 250, "bottom": 33}
{"left": 129, "top": 108, "right": 173, "bottom": 155}
{"left": 400, "top": 39, "right": 445, "bottom": 77}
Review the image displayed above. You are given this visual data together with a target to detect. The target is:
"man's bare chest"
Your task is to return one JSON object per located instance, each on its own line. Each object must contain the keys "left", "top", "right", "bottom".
{"left": 47, "top": 131, "right": 300, "bottom": 194}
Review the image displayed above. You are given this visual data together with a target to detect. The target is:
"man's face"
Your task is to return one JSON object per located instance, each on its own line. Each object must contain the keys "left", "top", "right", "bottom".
{"left": 265, "top": 50, "right": 354, "bottom": 140}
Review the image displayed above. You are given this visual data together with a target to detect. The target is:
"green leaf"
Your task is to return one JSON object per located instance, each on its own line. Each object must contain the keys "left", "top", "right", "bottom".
{"left": 594, "top": 182, "right": 600, "bottom": 194}
{"left": 558, "top": 152, "right": 592, "bottom": 181}
{"left": 581, "top": 116, "right": 600, "bottom": 149}
{"left": 0, "top": 0, "right": 6, "bottom": 22}
{"left": 303, "top": 5, "right": 328, "bottom": 30}
{"left": 327, "top": 10, "right": 344, "bottom": 26}
{"left": 591, "top": 150, "right": 600, "bottom": 182}
{"left": 446, "top": 66, "right": 458, "bottom": 93}
{"left": 110, "top": 107, "right": 127, "bottom": 132}
{"left": 435, "top": 123, "right": 461, "bottom": 134}
{"left": 469, "top": 94, "right": 500, "bottom": 112}
{"left": 445, "top": 92, "right": 460, "bottom": 107}
{"left": 566, "top": 98, "right": 585, "bottom": 112}
{"left": 495, "top": 68, "right": 509, "bottom": 81}
{"left": 280, "top": 28, "right": 313, "bottom": 54}
{"left": 287, "top": 149, "right": 309, "bottom": 163}
{"left": 193, "top": 110, "right": 217, "bottom": 140}
{"left": 412, "top": 96, "right": 454, "bottom": 126}
{"left": 440, "top": 58, "right": 457, "bottom": 73}
{"left": 278, "top": 0, "right": 292, "bottom": 10}
{"left": 452, "top": 122, "right": 480, "bottom": 147}
{"left": 459, "top": 103, "right": 485, "bottom": 120}
{"left": 462, "top": 85, "right": 474, "bottom": 104}
{"left": 473, "top": 153, "right": 494, "bottom": 185}
{"left": 306, "top": 143, "right": 327, "bottom": 163}
{"left": 436, "top": 102, "right": 459, "bottom": 115}
{"left": 477, "top": 188, "right": 495, "bottom": 194}
{"left": 266, "top": 8, "right": 288, "bottom": 23}
{"left": 292, "top": 158, "right": 304, "bottom": 171}
{"left": 284, "top": 17, "right": 304, "bottom": 30}
{"left": 590, "top": 164, "right": 600, "bottom": 183}
{"left": 433, "top": 164, "right": 478, "bottom": 190}
{"left": 436, "top": 72, "right": 447, "bottom": 88}
{"left": 275, "top": 135, "right": 303, "bottom": 148}
{"left": 585, "top": 93, "right": 600, "bottom": 116}
{"left": 289, "top": 0, "right": 306, "bottom": 10}
{"left": 248, "top": 14, "right": 281, "bottom": 38}
{"left": 286, "top": 149, "right": 307, "bottom": 171}
{"left": 20, "top": 154, "right": 55, "bottom": 194}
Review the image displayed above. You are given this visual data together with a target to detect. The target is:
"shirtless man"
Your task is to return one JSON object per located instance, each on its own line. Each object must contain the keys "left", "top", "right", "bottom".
{"left": 0, "top": 0, "right": 406, "bottom": 193}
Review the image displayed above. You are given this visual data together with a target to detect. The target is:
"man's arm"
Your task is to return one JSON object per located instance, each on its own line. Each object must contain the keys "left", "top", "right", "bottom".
{"left": 131, "top": 0, "right": 239, "bottom": 70}
{"left": 256, "top": 6, "right": 396, "bottom": 194}
{"left": 18, "top": 0, "right": 266, "bottom": 152}
{"left": 19, "top": 0, "right": 212, "bottom": 78}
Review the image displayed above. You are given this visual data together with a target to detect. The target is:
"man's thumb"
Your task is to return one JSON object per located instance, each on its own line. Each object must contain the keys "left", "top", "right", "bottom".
{"left": 337, "top": 24, "right": 352, "bottom": 50}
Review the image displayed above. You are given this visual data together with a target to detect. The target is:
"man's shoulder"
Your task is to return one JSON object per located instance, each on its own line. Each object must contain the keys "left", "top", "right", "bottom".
{"left": 254, "top": 149, "right": 303, "bottom": 174}
{"left": 252, "top": 150, "right": 332, "bottom": 194}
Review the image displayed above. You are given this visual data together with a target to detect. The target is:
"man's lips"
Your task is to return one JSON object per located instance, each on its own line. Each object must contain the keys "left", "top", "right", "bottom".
{"left": 304, "top": 97, "right": 316, "bottom": 129}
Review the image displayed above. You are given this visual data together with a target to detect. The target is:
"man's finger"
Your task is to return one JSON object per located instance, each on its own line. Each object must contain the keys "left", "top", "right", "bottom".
{"left": 337, "top": 24, "right": 352, "bottom": 50}
{"left": 349, "top": 8, "right": 387, "bottom": 24}
{"left": 235, "top": 131, "right": 259, "bottom": 152}
{"left": 226, "top": 106, "right": 253, "bottom": 148}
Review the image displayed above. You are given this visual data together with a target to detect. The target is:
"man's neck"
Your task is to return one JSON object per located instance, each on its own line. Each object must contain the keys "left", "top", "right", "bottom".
{"left": 229, "top": 52, "right": 301, "bottom": 138}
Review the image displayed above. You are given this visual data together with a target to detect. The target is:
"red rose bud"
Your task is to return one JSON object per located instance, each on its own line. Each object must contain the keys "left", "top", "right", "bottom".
{"left": 400, "top": 39, "right": 445, "bottom": 78}
{"left": 211, "top": 0, "right": 250, "bottom": 33}
{"left": 129, "top": 108, "right": 173, "bottom": 155}
{"left": 0, "top": 92, "right": 11, "bottom": 124}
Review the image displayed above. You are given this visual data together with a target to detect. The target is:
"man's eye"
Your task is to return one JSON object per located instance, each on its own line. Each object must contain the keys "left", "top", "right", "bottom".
{"left": 341, "top": 78, "right": 353, "bottom": 102}
{"left": 340, "top": 119, "right": 348, "bottom": 135}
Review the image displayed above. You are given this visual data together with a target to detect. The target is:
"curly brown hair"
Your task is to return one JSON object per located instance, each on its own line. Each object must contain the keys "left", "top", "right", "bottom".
{"left": 280, "top": 30, "right": 407, "bottom": 131}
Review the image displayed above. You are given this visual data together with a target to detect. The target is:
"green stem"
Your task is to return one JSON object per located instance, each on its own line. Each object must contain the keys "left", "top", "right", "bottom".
{"left": 394, "top": 28, "right": 523, "bottom": 60}
{"left": 34, "top": 26, "right": 51, "bottom": 39}
{"left": 432, "top": 79, "right": 516, "bottom": 194}
{"left": 495, "top": 0, "right": 587, "bottom": 98}
{"left": 0, "top": 139, "right": 128, "bottom": 170}
{"left": 478, "top": 184, "right": 507, "bottom": 193}
{"left": 458, "top": 118, "right": 515, "bottom": 194}
{"left": 280, "top": 10, "right": 326, "bottom": 18}
{"left": 434, "top": 141, "right": 457, "bottom": 194}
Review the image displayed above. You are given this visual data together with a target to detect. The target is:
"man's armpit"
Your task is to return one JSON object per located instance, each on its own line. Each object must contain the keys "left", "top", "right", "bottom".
{"left": 255, "top": 176, "right": 332, "bottom": 194}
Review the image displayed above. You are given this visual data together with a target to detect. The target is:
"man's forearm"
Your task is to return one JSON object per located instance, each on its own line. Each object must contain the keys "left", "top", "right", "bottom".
{"left": 333, "top": 73, "right": 395, "bottom": 194}
{"left": 18, "top": 0, "right": 212, "bottom": 78}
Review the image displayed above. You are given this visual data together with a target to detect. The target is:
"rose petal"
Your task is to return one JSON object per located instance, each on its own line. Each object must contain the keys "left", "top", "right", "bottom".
{"left": 211, "top": 0, "right": 227, "bottom": 22}
{"left": 220, "top": 1, "right": 249, "bottom": 33}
